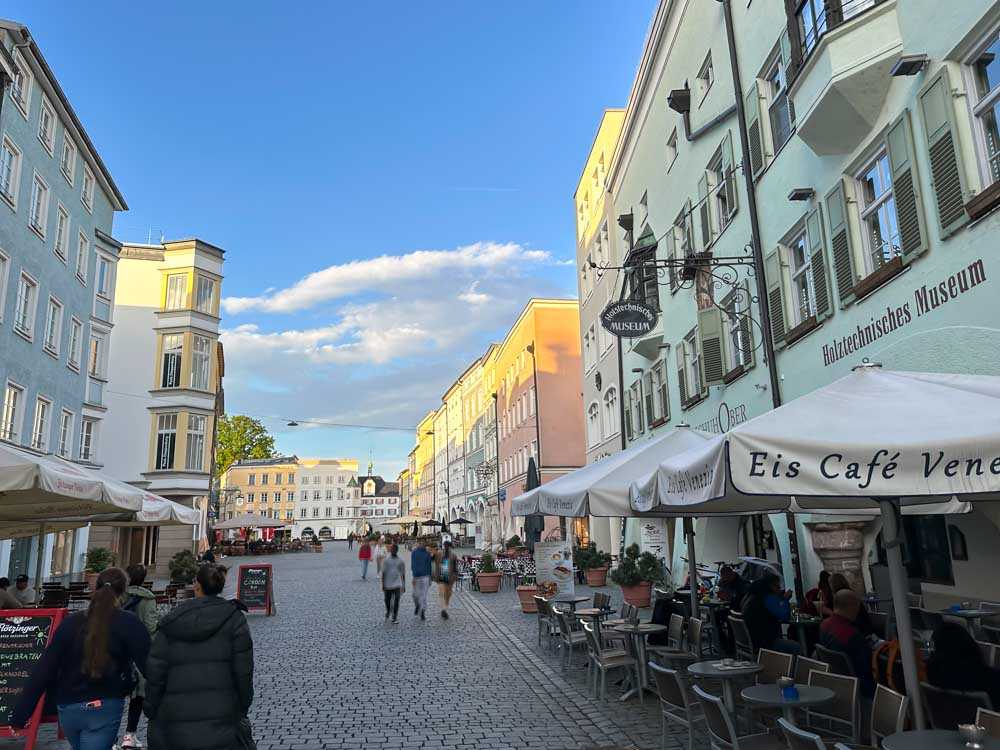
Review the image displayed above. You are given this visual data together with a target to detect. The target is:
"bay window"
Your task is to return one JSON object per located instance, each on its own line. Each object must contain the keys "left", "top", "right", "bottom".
{"left": 186, "top": 414, "right": 206, "bottom": 471}
{"left": 192, "top": 335, "right": 211, "bottom": 390}
{"left": 161, "top": 334, "right": 182, "bottom": 388}
{"left": 165, "top": 274, "right": 187, "bottom": 310}
{"left": 195, "top": 275, "right": 215, "bottom": 313}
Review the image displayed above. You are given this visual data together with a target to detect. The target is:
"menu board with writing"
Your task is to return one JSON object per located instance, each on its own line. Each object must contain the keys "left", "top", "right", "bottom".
{"left": 533, "top": 540, "right": 575, "bottom": 600}
{"left": 0, "top": 608, "right": 65, "bottom": 741}
{"left": 236, "top": 564, "right": 273, "bottom": 615}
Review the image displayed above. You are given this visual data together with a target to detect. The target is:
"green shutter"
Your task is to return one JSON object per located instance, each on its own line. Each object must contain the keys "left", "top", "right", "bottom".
{"left": 665, "top": 225, "right": 678, "bottom": 292}
{"left": 697, "top": 307, "right": 727, "bottom": 387}
{"left": 684, "top": 199, "right": 697, "bottom": 253}
{"left": 740, "top": 280, "right": 756, "bottom": 368}
{"left": 745, "top": 81, "right": 764, "bottom": 178}
{"left": 778, "top": 30, "right": 795, "bottom": 128}
{"left": 805, "top": 207, "right": 832, "bottom": 320}
{"left": 825, "top": 180, "right": 857, "bottom": 308}
{"left": 698, "top": 172, "right": 712, "bottom": 247}
{"left": 918, "top": 67, "right": 969, "bottom": 240}
{"left": 886, "top": 109, "right": 928, "bottom": 263}
{"left": 764, "top": 247, "right": 787, "bottom": 350}
{"left": 676, "top": 342, "right": 688, "bottom": 403}
{"left": 722, "top": 131, "right": 738, "bottom": 218}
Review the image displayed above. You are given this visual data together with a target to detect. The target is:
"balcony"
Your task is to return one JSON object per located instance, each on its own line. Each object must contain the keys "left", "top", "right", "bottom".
{"left": 789, "top": 0, "right": 902, "bottom": 155}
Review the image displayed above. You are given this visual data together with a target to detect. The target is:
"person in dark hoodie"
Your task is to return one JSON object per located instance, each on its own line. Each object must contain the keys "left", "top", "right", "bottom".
{"left": 120, "top": 564, "right": 159, "bottom": 749}
{"left": 143, "top": 563, "right": 253, "bottom": 750}
{"left": 11, "top": 567, "right": 150, "bottom": 750}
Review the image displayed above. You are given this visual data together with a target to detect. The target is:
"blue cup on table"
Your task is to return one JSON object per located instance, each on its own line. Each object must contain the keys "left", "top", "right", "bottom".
{"left": 778, "top": 677, "right": 798, "bottom": 700}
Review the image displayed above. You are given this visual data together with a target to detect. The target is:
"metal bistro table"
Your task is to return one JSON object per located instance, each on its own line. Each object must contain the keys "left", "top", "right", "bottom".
{"left": 883, "top": 729, "right": 1000, "bottom": 750}
{"left": 740, "top": 684, "right": 834, "bottom": 722}
{"left": 688, "top": 660, "right": 763, "bottom": 713}
{"left": 789, "top": 613, "right": 822, "bottom": 655}
{"left": 575, "top": 607, "right": 606, "bottom": 644}
{"left": 551, "top": 595, "right": 590, "bottom": 612}
{"left": 613, "top": 622, "right": 669, "bottom": 701}
{"left": 942, "top": 608, "right": 993, "bottom": 635}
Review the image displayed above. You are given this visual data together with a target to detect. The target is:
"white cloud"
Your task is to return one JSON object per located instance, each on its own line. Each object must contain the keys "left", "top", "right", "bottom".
{"left": 222, "top": 241, "right": 552, "bottom": 315}
{"left": 457, "top": 281, "right": 491, "bottom": 305}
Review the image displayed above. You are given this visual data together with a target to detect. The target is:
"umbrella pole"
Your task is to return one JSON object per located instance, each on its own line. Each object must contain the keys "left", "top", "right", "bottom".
{"left": 879, "top": 498, "right": 925, "bottom": 730}
{"left": 684, "top": 518, "right": 699, "bottom": 623}
{"left": 34, "top": 522, "right": 46, "bottom": 593}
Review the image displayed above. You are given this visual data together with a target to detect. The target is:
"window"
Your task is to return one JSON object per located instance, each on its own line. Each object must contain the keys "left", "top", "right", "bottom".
{"left": 666, "top": 128, "right": 678, "bottom": 171}
{"left": 603, "top": 387, "right": 619, "bottom": 438}
{"left": 324, "top": 507, "right": 332, "bottom": 518}
{"left": 648, "top": 360, "right": 669, "bottom": 425}
{"left": 79, "top": 418, "right": 97, "bottom": 461}
{"left": 697, "top": 53, "right": 714, "bottom": 101}
{"left": 583, "top": 326, "right": 595, "bottom": 371}
{"left": 95, "top": 256, "right": 111, "bottom": 299}
{"left": 60, "top": 137, "right": 76, "bottom": 184}
{"left": 37, "top": 98, "right": 55, "bottom": 154}
{"left": 313, "top": 490, "right": 320, "bottom": 500}
{"left": 312, "top": 507, "right": 320, "bottom": 518}
{"left": 161, "top": 334, "right": 182, "bottom": 388}
{"left": 301, "top": 490, "right": 307, "bottom": 500}
{"left": 856, "top": 150, "right": 902, "bottom": 274}
{"left": 876, "top": 516, "right": 954, "bottom": 585}
{"left": 337, "top": 507, "right": 344, "bottom": 517}
{"left": 248, "top": 473, "right": 256, "bottom": 485}
{"left": 186, "top": 414, "right": 206, "bottom": 471}
{"left": 88, "top": 332, "right": 106, "bottom": 379}
{"left": 30, "top": 397, "right": 51, "bottom": 451}
{"left": 155, "top": 413, "right": 178, "bottom": 469}
{"left": 0, "top": 138, "right": 21, "bottom": 205}
{"left": 764, "top": 53, "right": 792, "bottom": 152}
{"left": 260, "top": 492, "right": 268, "bottom": 504}
{"left": 1, "top": 382, "right": 24, "bottom": 442}
{"left": 76, "top": 232, "right": 89, "bottom": 282}
{"left": 797, "top": 0, "right": 829, "bottom": 57}
{"left": 678, "top": 329, "right": 703, "bottom": 404}
{"left": 14, "top": 272, "right": 38, "bottom": 338}
{"left": 786, "top": 227, "right": 816, "bottom": 326}
{"left": 705, "top": 144, "right": 736, "bottom": 237}
{"left": 289, "top": 473, "right": 295, "bottom": 483}
{"left": 54, "top": 205, "right": 69, "bottom": 260}
{"left": 587, "top": 402, "right": 601, "bottom": 447}
{"left": 287, "top": 491, "right": 294, "bottom": 502}
{"left": 629, "top": 380, "right": 644, "bottom": 436}
{"left": 722, "top": 286, "right": 753, "bottom": 370}
{"left": 57, "top": 410, "right": 74, "bottom": 457}
{"left": 195, "top": 276, "right": 215, "bottom": 313}
{"left": 81, "top": 166, "right": 95, "bottom": 211}
{"left": 191, "top": 335, "right": 211, "bottom": 390}
{"left": 626, "top": 246, "right": 659, "bottom": 312}
{"left": 638, "top": 191, "right": 648, "bottom": 225}
{"left": 10, "top": 55, "right": 31, "bottom": 116}
{"left": 0, "top": 251, "right": 8, "bottom": 323}
{"left": 43, "top": 297, "right": 62, "bottom": 354}
{"left": 165, "top": 274, "right": 186, "bottom": 309}
{"left": 300, "top": 508, "right": 307, "bottom": 518}
{"left": 68, "top": 318, "right": 82, "bottom": 370}
{"left": 325, "top": 489, "right": 332, "bottom": 500}
{"left": 970, "top": 30, "right": 1000, "bottom": 187}
{"left": 29, "top": 173, "right": 49, "bottom": 236}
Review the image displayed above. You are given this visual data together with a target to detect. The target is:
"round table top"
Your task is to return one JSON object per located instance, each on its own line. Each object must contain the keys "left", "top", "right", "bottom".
{"left": 574, "top": 608, "right": 604, "bottom": 617}
{"left": 552, "top": 595, "right": 590, "bottom": 604}
{"left": 942, "top": 608, "right": 992, "bottom": 618}
{"left": 613, "top": 623, "right": 669, "bottom": 635}
{"left": 688, "top": 660, "right": 763, "bottom": 678}
{"left": 740, "top": 684, "right": 834, "bottom": 708}
{"left": 883, "top": 729, "right": 1000, "bottom": 750}
{"left": 700, "top": 599, "right": 730, "bottom": 607}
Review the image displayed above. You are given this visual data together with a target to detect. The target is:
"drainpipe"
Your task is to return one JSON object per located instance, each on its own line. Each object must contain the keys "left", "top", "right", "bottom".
{"left": 717, "top": 0, "right": 805, "bottom": 603}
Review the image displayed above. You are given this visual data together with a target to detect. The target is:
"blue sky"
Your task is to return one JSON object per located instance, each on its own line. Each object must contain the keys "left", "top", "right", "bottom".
{"left": 8, "top": 1, "right": 656, "bottom": 477}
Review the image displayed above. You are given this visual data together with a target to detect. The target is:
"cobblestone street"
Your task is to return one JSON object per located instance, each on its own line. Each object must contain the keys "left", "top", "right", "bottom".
{"left": 4, "top": 544, "right": 700, "bottom": 750}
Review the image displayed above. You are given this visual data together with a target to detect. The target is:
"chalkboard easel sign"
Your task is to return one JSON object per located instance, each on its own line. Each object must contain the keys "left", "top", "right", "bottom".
{"left": 0, "top": 608, "right": 66, "bottom": 750}
{"left": 236, "top": 563, "right": 274, "bottom": 616}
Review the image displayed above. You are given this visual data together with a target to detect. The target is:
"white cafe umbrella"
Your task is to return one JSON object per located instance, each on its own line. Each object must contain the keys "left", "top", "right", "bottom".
{"left": 638, "top": 365, "right": 1000, "bottom": 728}
{"left": 213, "top": 512, "right": 286, "bottom": 530}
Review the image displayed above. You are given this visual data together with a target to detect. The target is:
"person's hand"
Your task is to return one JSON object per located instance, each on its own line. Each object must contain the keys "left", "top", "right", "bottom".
{"left": 784, "top": 590, "right": 793, "bottom": 599}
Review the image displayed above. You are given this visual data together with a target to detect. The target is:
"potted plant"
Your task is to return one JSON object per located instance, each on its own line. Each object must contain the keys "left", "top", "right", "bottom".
{"left": 515, "top": 568, "right": 539, "bottom": 612}
{"left": 609, "top": 544, "right": 664, "bottom": 607}
{"left": 576, "top": 542, "right": 612, "bottom": 587}
{"left": 168, "top": 549, "right": 199, "bottom": 585}
{"left": 477, "top": 553, "right": 503, "bottom": 593}
{"left": 505, "top": 535, "right": 522, "bottom": 554}
{"left": 84, "top": 547, "right": 116, "bottom": 590}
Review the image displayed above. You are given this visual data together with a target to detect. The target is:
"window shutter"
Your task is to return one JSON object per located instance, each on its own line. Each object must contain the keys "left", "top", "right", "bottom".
{"left": 918, "top": 68, "right": 969, "bottom": 240}
{"left": 886, "top": 110, "right": 928, "bottom": 263}
{"left": 745, "top": 81, "right": 764, "bottom": 178}
{"left": 643, "top": 371, "right": 655, "bottom": 426}
{"left": 739, "top": 280, "right": 756, "bottom": 368}
{"left": 778, "top": 30, "right": 796, "bottom": 127}
{"left": 825, "top": 180, "right": 857, "bottom": 308}
{"left": 676, "top": 341, "right": 688, "bottom": 403}
{"left": 722, "top": 131, "right": 738, "bottom": 217}
{"left": 658, "top": 362, "right": 670, "bottom": 421}
{"left": 665, "top": 227, "right": 678, "bottom": 292}
{"left": 698, "top": 172, "right": 711, "bottom": 247}
{"left": 684, "top": 199, "right": 697, "bottom": 253}
{"left": 697, "top": 307, "right": 727, "bottom": 387}
{"left": 764, "top": 248, "right": 787, "bottom": 350}
{"left": 805, "top": 207, "right": 832, "bottom": 320}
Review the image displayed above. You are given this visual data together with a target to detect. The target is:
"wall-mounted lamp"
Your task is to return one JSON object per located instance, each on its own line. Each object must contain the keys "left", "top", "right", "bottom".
{"left": 631, "top": 368, "right": 644, "bottom": 374}
{"left": 667, "top": 87, "right": 691, "bottom": 115}
{"left": 787, "top": 188, "right": 815, "bottom": 202}
{"left": 890, "top": 54, "right": 929, "bottom": 77}
{"left": 617, "top": 213, "right": 634, "bottom": 233}
{"left": 658, "top": 342, "right": 671, "bottom": 351}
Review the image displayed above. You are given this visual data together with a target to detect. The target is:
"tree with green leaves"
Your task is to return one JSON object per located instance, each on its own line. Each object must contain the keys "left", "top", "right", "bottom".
{"left": 215, "top": 415, "right": 277, "bottom": 476}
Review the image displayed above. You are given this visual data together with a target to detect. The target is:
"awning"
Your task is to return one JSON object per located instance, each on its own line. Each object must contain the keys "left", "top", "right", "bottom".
{"left": 213, "top": 512, "right": 286, "bottom": 530}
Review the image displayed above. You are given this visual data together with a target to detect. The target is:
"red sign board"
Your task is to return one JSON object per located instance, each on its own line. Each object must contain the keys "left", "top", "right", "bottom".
{"left": 236, "top": 564, "right": 274, "bottom": 616}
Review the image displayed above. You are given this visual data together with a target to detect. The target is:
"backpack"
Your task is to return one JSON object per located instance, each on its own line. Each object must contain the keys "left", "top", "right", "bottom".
{"left": 872, "top": 639, "right": 927, "bottom": 693}
{"left": 123, "top": 594, "right": 143, "bottom": 613}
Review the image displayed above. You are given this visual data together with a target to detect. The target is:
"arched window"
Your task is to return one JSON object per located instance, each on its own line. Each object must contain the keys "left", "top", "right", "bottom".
{"left": 603, "top": 388, "right": 620, "bottom": 437}
{"left": 587, "top": 402, "right": 601, "bottom": 447}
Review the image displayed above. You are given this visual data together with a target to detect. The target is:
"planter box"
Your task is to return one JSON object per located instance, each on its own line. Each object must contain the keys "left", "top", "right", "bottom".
{"left": 620, "top": 581, "right": 652, "bottom": 608}
{"left": 584, "top": 567, "right": 609, "bottom": 587}
{"left": 516, "top": 585, "right": 539, "bottom": 612}
{"left": 477, "top": 572, "right": 502, "bottom": 593}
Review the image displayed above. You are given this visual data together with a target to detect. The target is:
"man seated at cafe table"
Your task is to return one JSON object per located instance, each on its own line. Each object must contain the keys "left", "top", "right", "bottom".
{"left": 742, "top": 573, "right": 800, "bottom": 655}
{"left": 13, "top": 574, "right": 35, "bottom": 605}
{"left": 0, "top": 577, "right": 24, "bottom": 609}
{"left": 819, "top": 589, "right": 876, "bottom": 698}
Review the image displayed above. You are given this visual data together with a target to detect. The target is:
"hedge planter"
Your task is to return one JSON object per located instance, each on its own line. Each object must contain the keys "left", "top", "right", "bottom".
{"left": 584, "top": 567, "right": 609, "bottom": 588}
{"left": 516, "top": 585, "right": 539, "bottom": 612}
{"left": 477, "top": 572, "right": 502, "bottom": 593}
{"left": 620, "top": 581, "right": 652, "bottom": 608}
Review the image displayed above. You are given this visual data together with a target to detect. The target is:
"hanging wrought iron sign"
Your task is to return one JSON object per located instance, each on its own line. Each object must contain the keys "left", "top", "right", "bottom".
{"left": 600, "top": 300, "right": 659, "bottom": 338}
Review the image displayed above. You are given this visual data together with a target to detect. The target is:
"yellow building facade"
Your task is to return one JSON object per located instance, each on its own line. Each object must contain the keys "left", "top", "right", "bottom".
{"left": 219, "top": 456, "right": 300, "bottom": 526}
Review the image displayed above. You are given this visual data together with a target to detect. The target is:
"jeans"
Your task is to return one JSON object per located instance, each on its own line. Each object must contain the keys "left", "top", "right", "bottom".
{"left": 384, "top": 588, "right": 401, "bottom": 619}
{"left": 361, "top": 559, "right": 369, "bottom": 579}
{"left": 58, "top": 697, "right": 125, "bottom": 750}
{"left": 412, "top": 576, "right": 430, "bottom": 614}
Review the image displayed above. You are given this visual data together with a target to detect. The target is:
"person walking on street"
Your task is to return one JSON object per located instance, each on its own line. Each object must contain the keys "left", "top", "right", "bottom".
{"left": 381, "top": 544, "right": 406, "bottom": 624}
{"left": 434, "top": 540, "right": 458, "bottom": 620}
{"left": 410, "top": 540, "right": 432, "bottom": 620}
{"left": 119, "top": 565, "right": 159, "bottom": 750}
{"left": 144, "top": 563, "right": 253, "bottom": 750}
{"left": 358, "top": 538, "right": 372, "bottom": 580}
{"left": 375, "top": 535, "right": 387, "bottom": 575}
{"left": 347, "top": 533, "right": 355, "bottom": 551}
{"left": 11, "top": 567, "right": 151, "bottom": 750}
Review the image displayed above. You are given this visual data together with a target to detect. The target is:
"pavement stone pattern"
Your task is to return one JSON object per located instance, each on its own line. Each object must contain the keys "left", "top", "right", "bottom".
{"left": 3, "top": 544, "right": 705, "bottom": 750}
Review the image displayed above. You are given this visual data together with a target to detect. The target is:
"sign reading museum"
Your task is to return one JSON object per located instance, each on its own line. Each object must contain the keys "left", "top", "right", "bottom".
{"left": 600, "top": 300, "right": 659, "bottom": 338}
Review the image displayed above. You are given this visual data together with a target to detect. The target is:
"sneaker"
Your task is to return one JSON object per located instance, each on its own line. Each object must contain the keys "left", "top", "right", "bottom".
{"left": 420, "top": 609, "right": 426, "bottom": 621}
{"left": 121, "top": 734, "right": 143, "bottom": 749}
{"left": 385, "top": 611, "right": 390, "bottom": 619}
{"left": 392, "top": 618, "right": 399, "bottom": 624}
{"left": 414, "top": 603, "right": 420, "bottom": 615}
{"left": 442, "top": 609, "right": 449, "bottom": 620}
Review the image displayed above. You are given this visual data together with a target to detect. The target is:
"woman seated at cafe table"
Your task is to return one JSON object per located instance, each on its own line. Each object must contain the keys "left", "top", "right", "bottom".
{"left": 741, "top": 573, "right": 800, "bottom": 655}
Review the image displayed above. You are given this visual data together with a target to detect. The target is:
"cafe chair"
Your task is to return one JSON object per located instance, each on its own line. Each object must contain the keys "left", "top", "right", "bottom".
{"left": 806, "top": 670, "right": 860, "bottom": 743}
{"left": 793, "top": 656, "right": 829, "bottom": 687}
{"left": 870, "top": 684, "right": 908, "bottom": 747}
{"left": 756, "top": 649, "right": 794, "bottom": 684}
{"left": 554, "top": 610, "right": 588, "bottom": 671}
{"left": 976, "top": 707, "right": 1000, "bottom": 738}
{"left": 649, "top": 616, "right": 699, "bottom": 666}
{"left": 648, "top": 662, "right": 703, "bottom": 750}
{"left": 777, "top": 717, "right": 827, "bottom": 750}
{"left": 667, "top": 613, "right": 685, "bottom": 649}
{"left": 906, "top": 592, "right": 923, "bottom": 608}
{"left": 920, "top": 681, "right": 993, "bottom": 730}
{"left": 581, "top": 622, "right": 640, "bottom": 702}
{"left": 814, "top": 644, "right": 856, "bottom": 678}
{"left": 978, "top": 639, "right": 1000, "bottom": 668}
{"left": 730, "top": 615, "right": 756, "bottom": 662}
{"left": 534, "top": 596, "right": 558, "bottom": 651}
{"left": 693, "top": 685, "right": 786, "bottom": 750}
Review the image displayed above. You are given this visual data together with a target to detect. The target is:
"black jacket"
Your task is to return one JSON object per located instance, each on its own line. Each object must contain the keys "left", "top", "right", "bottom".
{"left": 741, "top": 591, "right": 781, "bottom": 652}
{"left": 11, "top": 609, "right": 150, "bottom": 727}
{"left": 144, "top": 596, "right": 253, "bottom": 750}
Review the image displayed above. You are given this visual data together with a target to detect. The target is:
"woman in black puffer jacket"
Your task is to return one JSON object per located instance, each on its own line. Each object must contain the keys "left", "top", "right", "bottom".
{"left": 144, "top": 564, "right": 253, "bottom": 750}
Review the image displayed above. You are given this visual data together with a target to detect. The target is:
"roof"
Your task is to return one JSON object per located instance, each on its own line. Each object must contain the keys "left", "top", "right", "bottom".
{"left": 0, "top": 20, "right": 127, "bottom": 211}
{"left": 232, "top": 455, "right": 298, "bottom": 467}
{"left": 356, "top": 475, "right": 400, "bottom": 497}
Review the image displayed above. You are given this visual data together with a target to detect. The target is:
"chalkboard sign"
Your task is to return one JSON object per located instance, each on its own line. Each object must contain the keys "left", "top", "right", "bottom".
{"left": 236, "top": 564, "right": 273, "bottom": 615}
{"left": 0, "top": 608, "right": 65, "bottom": 745}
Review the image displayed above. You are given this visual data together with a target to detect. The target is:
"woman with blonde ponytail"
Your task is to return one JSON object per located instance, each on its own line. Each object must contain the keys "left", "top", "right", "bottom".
{"left": 11, "top": 567, "right": 151, "bottom": 750}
